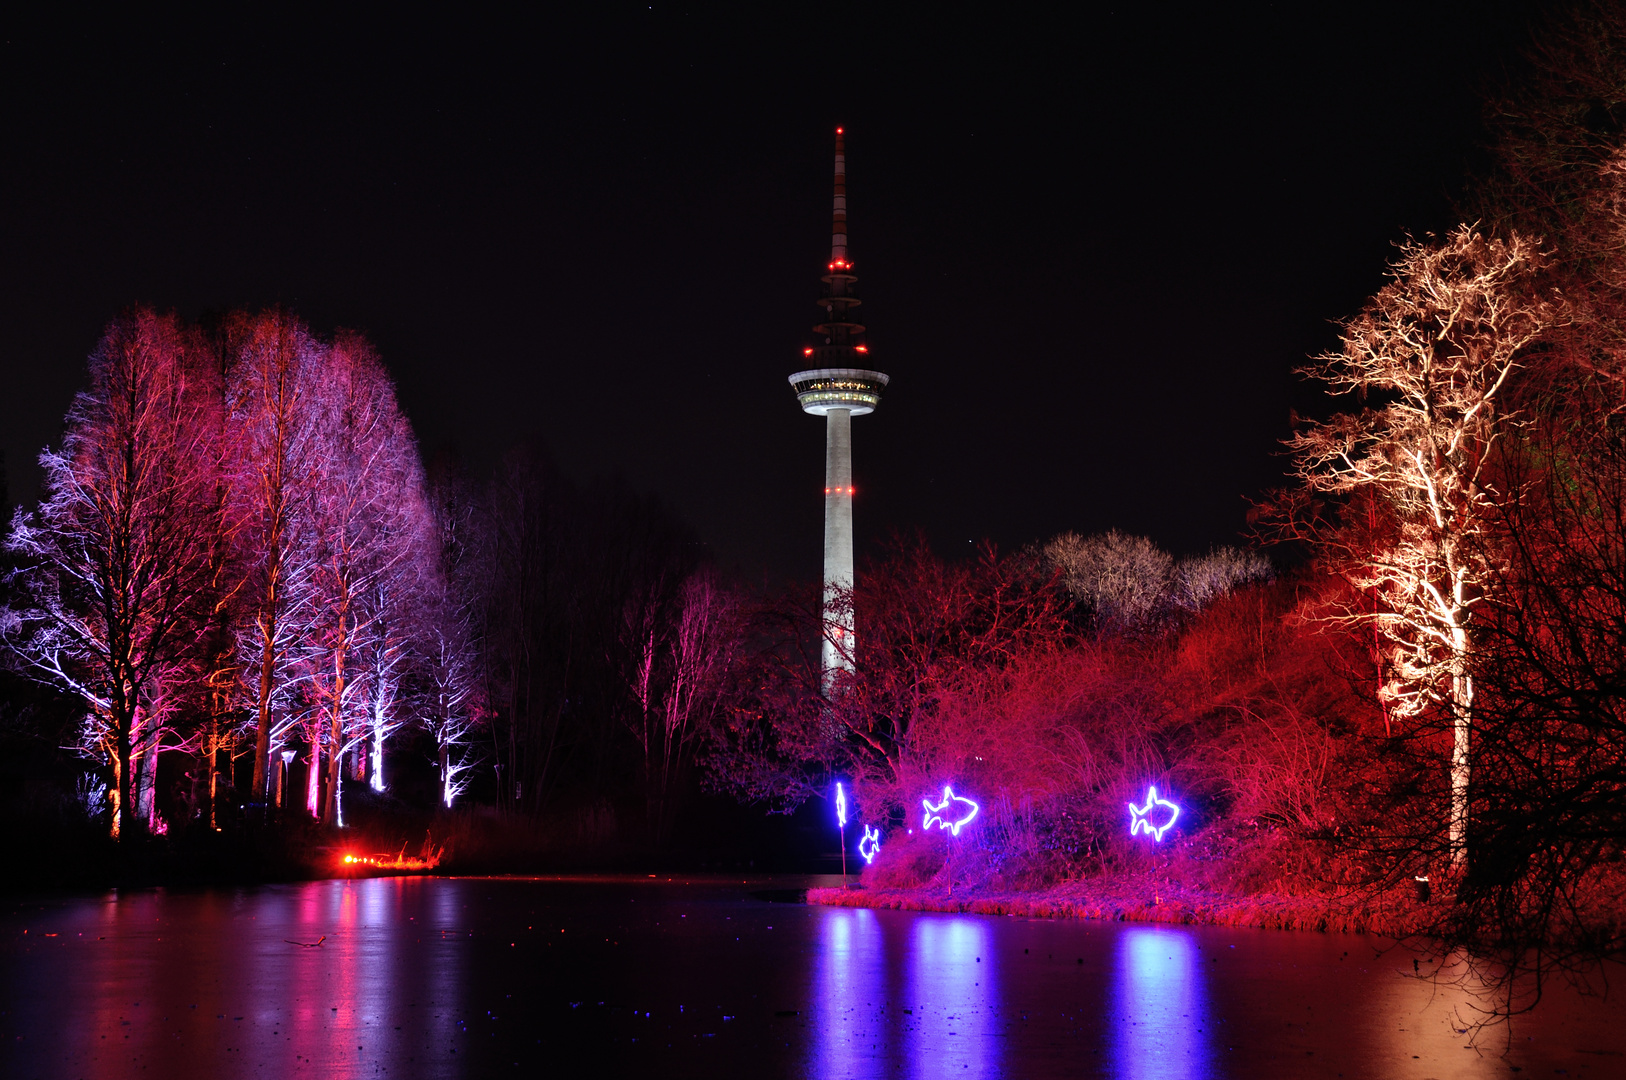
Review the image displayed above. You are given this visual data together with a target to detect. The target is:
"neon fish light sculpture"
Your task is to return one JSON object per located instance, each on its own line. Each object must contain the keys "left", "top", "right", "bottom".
{"left": 858, "top": 824, "right": 881, "bottom": 864}
{"left": 1128, "top": 785, "right": 1180, "bottom": 841}
{"left": 922, "top": 786, "right": 980, "bottom": 836}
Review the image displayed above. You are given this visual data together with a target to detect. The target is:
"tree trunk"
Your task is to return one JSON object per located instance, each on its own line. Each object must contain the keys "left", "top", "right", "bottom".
{"left": 113, "top": 719, "right": 133, "bottom": 840}
{"left": 370, "top": 712, "right": 386, "bottom": 791}
{"left": 439, "top": 743, "right": 451, "bottom": 808}
{"left": 138, "top": 730, "right": 159, "bottom": 832}
{"left": 251, "top": 620, "right": 276, "bottom": 803}
{"left": 305, "top": 747, "right": 321, "bottom": 818}
{"left": 323, "top": 693, "right": 345, "bottom": 827}
{"left": 207, "top": 711, "right": 220, "bottom": 829}
{"left": 1449, "top": 622, "right": 1473, "bottom": 867}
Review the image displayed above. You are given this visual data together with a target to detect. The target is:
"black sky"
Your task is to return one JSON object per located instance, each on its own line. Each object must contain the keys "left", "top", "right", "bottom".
{"left": 0, "top": 4, "right": 1550, "bottom": 581}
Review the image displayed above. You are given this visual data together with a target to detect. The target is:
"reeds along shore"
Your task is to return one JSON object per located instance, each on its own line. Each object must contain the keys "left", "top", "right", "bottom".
{"left": 806, "top": 880, "right": 1432, "bottom": 937}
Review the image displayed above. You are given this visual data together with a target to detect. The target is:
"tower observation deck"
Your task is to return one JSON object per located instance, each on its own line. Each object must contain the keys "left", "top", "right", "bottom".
{"left": 790, "top": 127, "right": 889, "bottom": 691}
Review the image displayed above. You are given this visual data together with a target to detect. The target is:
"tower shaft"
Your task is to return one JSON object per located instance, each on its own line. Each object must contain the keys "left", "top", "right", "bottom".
{"left": 822, "top": 407, "right": 854, "bottom": 679}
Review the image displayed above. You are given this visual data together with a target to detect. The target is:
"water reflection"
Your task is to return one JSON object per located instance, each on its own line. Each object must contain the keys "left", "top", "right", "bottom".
{"left": 1109, "top": 928, "right": 1214, "bottom": 1080}
{"left": 908, "top": 916, "right": 999, "bottom": 1079}
{"left": 816, "top": 907, "right": 888, "bottom": 1075}
{"left": 7, "top": 878, "right": 1622, "bottom": 1078}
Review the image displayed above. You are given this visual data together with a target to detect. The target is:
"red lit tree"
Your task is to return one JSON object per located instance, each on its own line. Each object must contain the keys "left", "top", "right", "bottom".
{"left": 621, "top": 566, "right": 738, "bottom": 842}
{"left": 224, "top": 310, "right": 325, "bottom": 805}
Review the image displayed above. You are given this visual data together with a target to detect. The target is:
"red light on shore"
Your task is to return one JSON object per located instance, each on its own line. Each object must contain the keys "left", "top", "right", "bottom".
{"left": 855, "top": 345, "right": 868, "bottom": 353}
{"left": 836, "top": 127, "right": 844, "bottom": 134}
{"left": 804, "top": 347, "right": 814, "bottom": 355}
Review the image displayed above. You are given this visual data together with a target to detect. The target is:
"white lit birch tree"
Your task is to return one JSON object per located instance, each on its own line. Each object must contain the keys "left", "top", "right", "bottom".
{"left": 418, "top": 472, "right": 486, "bottom": 807}
{"left": 1287, "top": 225, "right": 1561, "bottom": 864}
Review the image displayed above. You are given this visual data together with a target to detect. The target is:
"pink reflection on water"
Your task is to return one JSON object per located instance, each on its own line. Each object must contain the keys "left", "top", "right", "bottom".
{"left": 1109, "top": 928, "right": 1215, "bottom": 1080}
{"left": 244, "top": 877, "right": 464, "bottom": 1075}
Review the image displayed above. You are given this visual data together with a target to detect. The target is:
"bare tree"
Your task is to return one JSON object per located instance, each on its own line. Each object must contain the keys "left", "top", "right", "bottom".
{"left": 297, "top": 333, "right": 431, "bottom": 826}
{"left": 225, "top": 310, "right": 324, "bottom": 804}
{"left": 621, "top": 567, "right": 736, "bottom": 842}
{"left": 1284, "top": 225, "right": 1561, "bottom": 864}
{"left": 708, "top": 537, "right": 1072, "bottom": 817}
{"left": 3, "top": 310, "right": 225, "bottom": 838}
{"left": 1171, "top": 546, "right": 1272, "bottom": 613}
{"left": 1042, "top": 530, "right": 1174, "bottom": 632}
{"left": 418, "top": 467, "right": 486, "bottom": 808}
{"left": 1039, "top": 531, "right": 1266, "bottom": 630}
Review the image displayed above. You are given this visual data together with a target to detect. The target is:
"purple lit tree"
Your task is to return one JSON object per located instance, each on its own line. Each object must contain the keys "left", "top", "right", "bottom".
{"left": 3, "top": 310, "right": 226, "bottom": 838}
{"left": 296, "top": 333, "right": 432, "bottom": 826}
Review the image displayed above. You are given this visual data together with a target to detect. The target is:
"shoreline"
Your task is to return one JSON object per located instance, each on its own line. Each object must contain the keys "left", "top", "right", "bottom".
{"left": 806, "top": 880, "right": 1425, "bottom": 937}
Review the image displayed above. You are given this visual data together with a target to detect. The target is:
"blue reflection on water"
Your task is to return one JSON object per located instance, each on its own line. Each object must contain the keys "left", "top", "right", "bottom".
{"left": 1109, "top": 928, "right": 1214, "bottom": 1080}
{"left": 816, "top": 907, "right": 888, "bottom": 1076}
{"left": 813, "top": 910, "right": 1003, "bottom": 1080}
{"left": 908, "top": 916, "right": 998, "bottom": 1080}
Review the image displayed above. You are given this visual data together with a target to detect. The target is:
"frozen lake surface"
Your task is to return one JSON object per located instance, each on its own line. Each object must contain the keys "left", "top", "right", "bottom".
{"left": 3, "top": 873, "right": 1624, "bottom": 1078}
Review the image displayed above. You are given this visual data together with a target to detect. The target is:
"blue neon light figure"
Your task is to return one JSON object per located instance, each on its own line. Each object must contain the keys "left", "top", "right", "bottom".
{"left": 1128, "top": 785, "right": 1181, "bottom": 841}
{"left": 858, "top": 824, "right": 882, "bottom": 864}
{"left": 921, "top": 786, "right": 979, "bottom": 836}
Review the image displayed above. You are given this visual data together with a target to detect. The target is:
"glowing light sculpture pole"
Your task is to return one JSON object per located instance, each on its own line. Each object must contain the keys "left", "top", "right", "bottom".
{"left": 790, "top": 127, "right": 889, "bottom": 695}
{"left": 835, "top": 780, "right": 849, "bottom": 878}
{"left": 922, "top": 785, "right": 980, "bottom": 895}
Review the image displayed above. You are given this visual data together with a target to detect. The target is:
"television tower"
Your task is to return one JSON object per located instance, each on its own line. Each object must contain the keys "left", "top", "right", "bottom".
{"left": 789, "top": 127, "right": 890, "bottom": 691}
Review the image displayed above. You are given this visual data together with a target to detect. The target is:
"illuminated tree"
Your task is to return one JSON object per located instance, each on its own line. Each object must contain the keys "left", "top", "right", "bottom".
{"left": 708, "top": 537, "right": 1072, "bottom": 817}
{"left": 1285, "top": 225, "right": 1561, "bottom": 864}
{"left": 419, "top": 469, "right": 486, "bottom": 808}
{"left": 297, "top": 333, "right": 431, "bottom": 826}
{"left": 224, "top": 310, "right": 324, "bottom": 805}
{"left": 2, "top": 310, "right": 225, "bottom": 838}
{"left": 1040, "top": 530, "right": 1271, "bottom": 632}
{"left": 1043, "top": 530, "right": 1172, "bottom": 632}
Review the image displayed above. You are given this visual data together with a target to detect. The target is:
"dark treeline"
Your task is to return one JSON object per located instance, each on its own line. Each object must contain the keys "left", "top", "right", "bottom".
{"left": 475, "top": 443, "right": 734, "bottom": 845}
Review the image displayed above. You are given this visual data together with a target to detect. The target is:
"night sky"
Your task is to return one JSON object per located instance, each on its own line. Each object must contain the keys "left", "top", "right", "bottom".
{"left": 0, "top": 4, "right": 1545, "bottom": 582}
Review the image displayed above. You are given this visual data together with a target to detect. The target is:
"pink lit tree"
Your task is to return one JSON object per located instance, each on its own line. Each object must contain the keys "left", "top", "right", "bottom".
{"left": 622, "top": 566, "right": 737, "bottom": 841}
{"left": 224, "top": 310, "right": 326, "bottom": 806}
